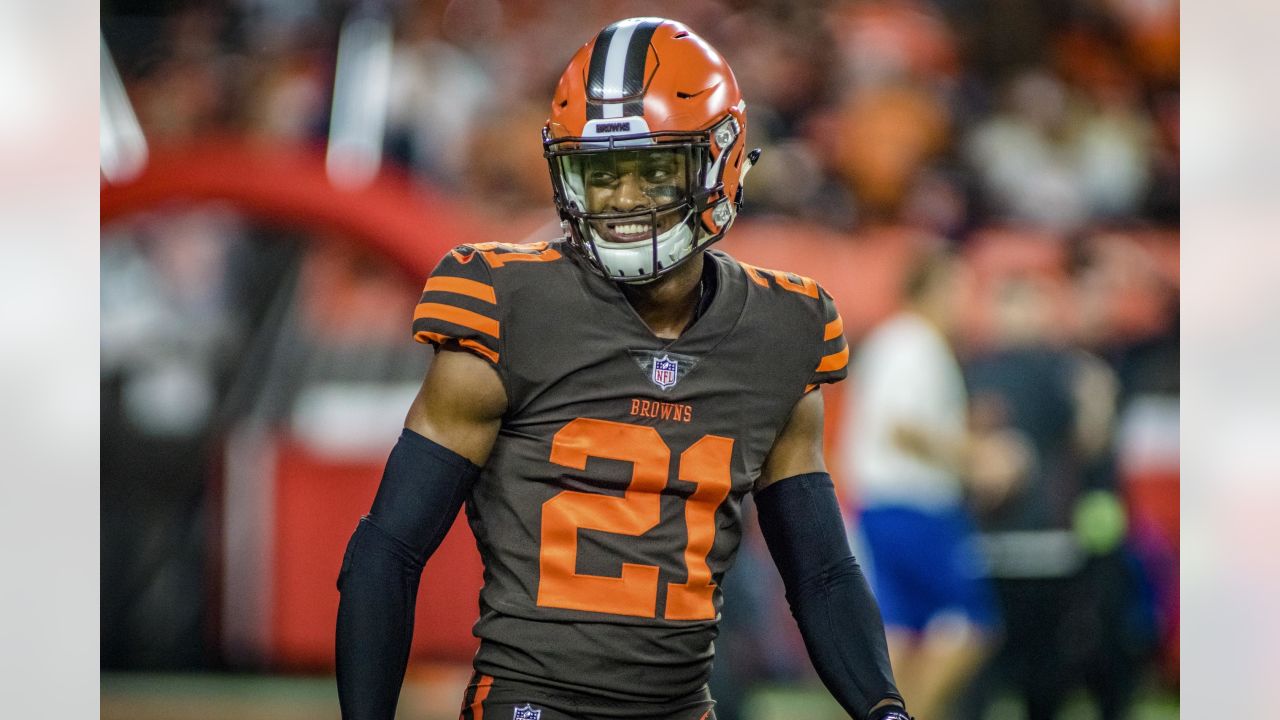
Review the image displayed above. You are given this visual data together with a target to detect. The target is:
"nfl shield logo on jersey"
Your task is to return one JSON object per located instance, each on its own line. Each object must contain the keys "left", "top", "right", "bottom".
{"left": 652, "top": 355, "right": 679, "bottom": 390}
{"left": 513, "top": 705, "right": 542, "bottom": 720}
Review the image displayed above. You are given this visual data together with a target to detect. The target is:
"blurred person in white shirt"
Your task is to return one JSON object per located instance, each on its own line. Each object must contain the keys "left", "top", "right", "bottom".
{"left": 841, "top": 249, "right": 1027, "bottom": 720}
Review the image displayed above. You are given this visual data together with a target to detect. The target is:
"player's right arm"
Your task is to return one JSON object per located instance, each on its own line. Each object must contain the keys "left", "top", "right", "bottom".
{"left": 335, "top": 349, "right": 505, "bottom": 720}
{"left": 402, "top": 345, "right": 507, "bottom": 465}
{"left": 336, "top": 246, "right": 508, "bottom": 720}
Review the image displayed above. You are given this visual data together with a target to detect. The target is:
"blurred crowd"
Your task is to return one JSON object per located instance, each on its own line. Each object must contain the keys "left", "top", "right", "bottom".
{"left": 103, "top": 0, "right": 1178, "bottom": 233}
{"left": 101, "top": 1, "right": 1179, "bottom": 718}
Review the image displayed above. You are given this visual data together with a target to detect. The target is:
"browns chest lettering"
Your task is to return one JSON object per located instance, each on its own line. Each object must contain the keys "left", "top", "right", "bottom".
{"left": 628, "top": 398, "right": 693, "bottom": 423}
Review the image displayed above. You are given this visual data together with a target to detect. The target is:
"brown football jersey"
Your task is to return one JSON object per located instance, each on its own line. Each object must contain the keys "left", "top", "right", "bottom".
{"left": 411, "top": 240, "right": 847, "bottom": 707}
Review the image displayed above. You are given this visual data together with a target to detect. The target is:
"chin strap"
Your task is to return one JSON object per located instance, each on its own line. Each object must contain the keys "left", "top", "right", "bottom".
{"left": 741, "top": 147, "right": 763, "bottom": 181}
{"left": 734, "top": 147, "right": 763, "bottom": 207}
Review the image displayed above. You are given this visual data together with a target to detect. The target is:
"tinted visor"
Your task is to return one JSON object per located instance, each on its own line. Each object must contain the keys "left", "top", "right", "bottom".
{"left": 554, "top": 147, "right": 696, "bottom": 217}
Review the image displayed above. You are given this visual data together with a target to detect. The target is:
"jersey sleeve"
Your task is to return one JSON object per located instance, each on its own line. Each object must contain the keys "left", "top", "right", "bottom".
{"left": 806, "top": 286, "right": 849, "bottom": 391}
{"left": 411, "top": 246, "right": 501, "bottom": 366}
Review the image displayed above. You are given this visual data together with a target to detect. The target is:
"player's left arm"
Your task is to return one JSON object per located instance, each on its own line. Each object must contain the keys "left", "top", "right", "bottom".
{"left": 754, "top": 389, "right": 912, "bottom": 720}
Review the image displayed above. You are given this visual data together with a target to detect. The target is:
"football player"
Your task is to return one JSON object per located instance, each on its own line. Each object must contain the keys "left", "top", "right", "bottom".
{"left": 336, "top": 17, "right": 911, "bottom": 720}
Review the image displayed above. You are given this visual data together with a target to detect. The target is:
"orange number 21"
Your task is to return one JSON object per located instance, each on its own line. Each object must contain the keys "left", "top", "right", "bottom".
{"left": 536, "top": 418, "right": 733, "bottom": 620}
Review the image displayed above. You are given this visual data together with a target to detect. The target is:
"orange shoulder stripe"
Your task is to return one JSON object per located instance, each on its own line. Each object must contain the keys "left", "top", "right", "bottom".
{"left": 413, "top": 330, "right": 499, "bottom": 364}
{"left": 816, "top": 345, "right": 849, "bottom": 373}
{"left": 740, "top": 262, "right": 770, "bottom": 288}
{"left": 413, "top": 302, "right": 499, "bottom": 339}
{"left": 458, "top": 338, "right": 500, "bottom": 364}
{"left": 423, "top": 275, "right": 496, "bottom": 304}
{"left": 824, "top": 316, "right": 844, "bottom": 341}
{"left": 414, "top": 329, "right": 444, "bottom": 346}
{"left": 774, "top": 272, "right": 819, "bottom": 298}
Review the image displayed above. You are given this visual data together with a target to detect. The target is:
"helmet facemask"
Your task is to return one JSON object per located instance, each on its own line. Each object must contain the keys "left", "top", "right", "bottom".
{"left": 546, "top": 129, "right": 718, "bottom": 283}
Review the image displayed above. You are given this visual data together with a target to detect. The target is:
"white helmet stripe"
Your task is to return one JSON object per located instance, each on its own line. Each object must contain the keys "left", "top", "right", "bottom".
{"left": 600, "top": 22, "right": 638, "bottom": 117}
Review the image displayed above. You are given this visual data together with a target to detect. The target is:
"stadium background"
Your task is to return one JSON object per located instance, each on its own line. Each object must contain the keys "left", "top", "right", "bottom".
{"left": 99, "top": 0, "right": 1179, "bottom": 718}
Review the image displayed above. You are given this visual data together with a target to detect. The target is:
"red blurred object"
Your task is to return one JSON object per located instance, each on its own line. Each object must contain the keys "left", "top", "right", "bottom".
{"left": 100, "top": 137, "right": 548, "bottom": 278}
{"left": 270, "top": 438, "right": 482, "bottom": 667}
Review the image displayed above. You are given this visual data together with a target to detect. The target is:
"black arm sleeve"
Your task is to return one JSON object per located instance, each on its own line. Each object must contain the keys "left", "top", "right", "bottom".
{"left": 754, "top": 472, "right": 905, "bottom": 720}
{"left": 335, "top": 428, "right": 480, "bottom": 720}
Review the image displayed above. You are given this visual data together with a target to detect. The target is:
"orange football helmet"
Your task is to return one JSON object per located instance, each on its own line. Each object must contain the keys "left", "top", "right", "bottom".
{"left": 544, "top": 18, "right": 760, "bottom": 282}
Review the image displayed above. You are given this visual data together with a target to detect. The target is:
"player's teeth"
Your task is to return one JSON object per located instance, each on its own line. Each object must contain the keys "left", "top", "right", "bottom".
{"left": 614, "top": 224, "right": 650, "bottom": 235}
